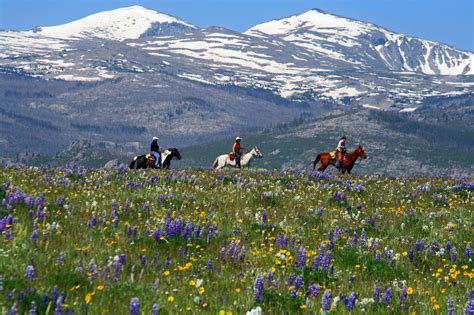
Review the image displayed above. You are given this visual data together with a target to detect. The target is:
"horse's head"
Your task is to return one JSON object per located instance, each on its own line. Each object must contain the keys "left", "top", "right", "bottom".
{"left": 357, "top": 146, "right": 367, "bottom": 159}
{"left": 251, "top": 146, "right": 263, "bottom": 159}
{"left": 171, "top": 148, "right": 182, "bottom": 160}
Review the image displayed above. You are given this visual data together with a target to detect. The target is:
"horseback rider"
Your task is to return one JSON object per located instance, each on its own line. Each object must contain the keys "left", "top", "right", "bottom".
{"left": 335, "top": 135, "right": 347, "bottom": 169}
{"left": 233, "top": 137, "right": 242, "bottom": 168}
{"left": 150, "top": 136, "right": 161, "bottom": 168}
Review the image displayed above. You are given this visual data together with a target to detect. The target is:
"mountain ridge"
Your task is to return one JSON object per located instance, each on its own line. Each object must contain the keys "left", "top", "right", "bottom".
{"left": 32, "top": 6, "right": 197, "bottom": 41}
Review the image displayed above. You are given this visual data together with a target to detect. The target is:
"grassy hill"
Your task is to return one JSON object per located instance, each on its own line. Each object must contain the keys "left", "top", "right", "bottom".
{"left": 0, "top": 165, "right": 472, "bottom": 314}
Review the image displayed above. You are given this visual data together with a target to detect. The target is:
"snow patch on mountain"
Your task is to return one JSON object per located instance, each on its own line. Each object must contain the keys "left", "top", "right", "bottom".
{"left": 35, "top": 6, "right": 196, "bottom": 41}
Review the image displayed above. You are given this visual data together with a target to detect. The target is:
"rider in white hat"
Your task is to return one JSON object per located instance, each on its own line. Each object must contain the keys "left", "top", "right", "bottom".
{"left": 150, "top": 137, "right": 161, "bottom": 168}
{"left": 233, "top": 137, "right": 242, "bottom": 168}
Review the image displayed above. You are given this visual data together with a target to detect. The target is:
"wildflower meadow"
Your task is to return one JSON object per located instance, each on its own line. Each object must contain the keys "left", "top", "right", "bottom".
{"left": 0, "top": 164, "right": 472, "bottom": 314}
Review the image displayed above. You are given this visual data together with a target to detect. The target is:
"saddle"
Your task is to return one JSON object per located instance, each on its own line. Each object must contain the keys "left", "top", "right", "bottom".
{"left": 229, "top": 152, "right": 235, "bottom": 161}
{"left": 145, "top": 153, "right": 156, "bottom": 161}
{"left": 329, "top": 151, "right": 337, "bottom": 159}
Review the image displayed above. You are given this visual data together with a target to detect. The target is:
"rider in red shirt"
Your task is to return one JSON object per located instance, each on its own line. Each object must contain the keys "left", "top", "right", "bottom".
{"left": 233, "top": 137, "right": 242, "bottom": 168}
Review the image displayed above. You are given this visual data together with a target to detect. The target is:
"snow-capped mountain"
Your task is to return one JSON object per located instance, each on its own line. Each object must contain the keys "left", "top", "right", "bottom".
{"left": 0, "top": 6, "right": 473, "bottom": 110}
{"left": 1, "top": 6, "right": 474, "bottom": 161}
{"left": 246, "top": 9, "right": 474, "bottom": 75}
{"left": 34, "top": 5, "right": 197, "bottom": 41}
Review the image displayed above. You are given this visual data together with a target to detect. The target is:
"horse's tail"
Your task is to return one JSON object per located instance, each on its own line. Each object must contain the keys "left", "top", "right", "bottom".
{"left": 312, "top": 154, "right": 321, "bottom": 171}
{"left": 212, "top": 157, "right": 219, "bottom": 169}
{"left": 129, "top": 156, "right": 138, "bottom": 169}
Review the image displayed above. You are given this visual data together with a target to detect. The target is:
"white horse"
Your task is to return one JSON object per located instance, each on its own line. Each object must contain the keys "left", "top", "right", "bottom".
{"left": 212, "top": 146, "right": 263, "bottom": 170}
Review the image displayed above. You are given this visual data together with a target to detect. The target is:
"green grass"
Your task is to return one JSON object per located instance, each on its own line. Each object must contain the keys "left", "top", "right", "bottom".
{"left": 0, "top": 166, "right": 472, "bottom": 314}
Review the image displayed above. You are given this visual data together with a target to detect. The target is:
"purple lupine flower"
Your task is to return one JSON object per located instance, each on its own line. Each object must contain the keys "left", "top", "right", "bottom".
{"left": 4, "top": 229, "right": 11, "bottom": 241}
{"left": 28, "top": 301, "right": 37, "bottom": 315}
{"left": 307, "top": 284, "right": 320, "bottom": 298}
{"left": 275, "top": 233, "right": 288, "bottom": 248}
{"left": 119, "top": 254, "right": 126, "bottom": 265}
{"left": 254, "top": 275, "right": 264, "bottom": 301}
{"left": 296, "top": 247, "right": 307, "bottom": 269}
{"left": 447, "top": 298, "right": 455, "bottom": 315}
{"left": 182, "top": 221, "right": 192, "bottom": 240}
{"left": 375, "top": 251, "right": 381, "bottom": 261}
{"left": 10, "top": 302, "right": 18, "bottom": 315}
{"left": 262, "top": 210, "right": 268, "bottom": 224}
{"left": 152, "top": 228, "right": 163, "bottom": 243}
{"left": 165, "top": 219, "right": 174, "bottom": 237}
{"left": 345, "top": 292, "right": 357, "bottom": 311}
{"left": 54, "top": 295, "right": 64, "bottom": 315}
{"left": 51, "top": 285, "right": 59, "bottom": 305}
{"left": 287, "top": 274, "right": 296, "bottom": 286}
{"left": 317, "top": 207, "right": 324, "bottom": 218}
{"left": 25, "top": 265, "right": 35, "bottom": 280}
{"left": 321, "top": 253, "right": 331, "bottom": 272}
{"left": 220, "top": 247, "right": 226, "bottom": 262}
{"left": 334, "top": 226, "right": 342, "bottom": 239}
{"left": 452, "top": 247, "right": 457, "bottom": 264}
{"left": 266, "top": 270, "right": 273, "bottom": 285}
{"left": 360, "top": 230, "right": 366, "bottom": 248}
{"left": 466, "top": 243, "right": 471, "bottom": 259}
{"left": 446, "top": 241, "right": 451, "bottom": 254}
{"left": 240, "top": 246, "right": 246, "bottom": 261}
{"left": 415, "top": 240, "right": 424, "bottom": 251}
{"left": 228, "top": 241, "right": 236, "bottom": 258}
{"left": 464, "top": 299, "right": 474, "bottom": 315}
{"left": 205, "top": 259, "right": 212, "bottom": 271}
{"left": 30, "top": 229, "right": 38, "bottom": 246}
{"left": 233, "top": 242, "right": 241, "bottom": 261}
{"left": 374, "top": 285, "right": 380, "bottom": 303}
{"left": 90, "top": 212, "right": 97, "bottom": 227}
{"left": 293, "top": 275, "right": 303, "bottom": 293}
{"left": 165, "top": 257, "right": 171, "bottom": 266}
{"left": 290, "top": 235, "right": 296, "bottom": 247}
{"left": 152, "top": 304, "right": 158, "bottom": 315}
{"left": 312, "top": 255, "right": 320, "bottom": 271}
{"left": 57, "top": 253, "right": 64, "bottom": 266}
{"left": 112, "top": 259, "right": 121, "bottom": 283}
{"left": 102, "top": 265, "right": 110, "bottom": 280}
{"left": 193, "top": 225, "right": 201, "bottom": 238}
{"left": 322, "top": 290, "right": 331, "bottom": 312}
{"left": 174, "top": 217, "right": 183, "bottom": 235}
{"left": 400, "top": 285, "right": 407, "bottom": 304}
{"left": 385, "top": 249, "right": 393, "bottom": 263}
{"left": 352, "top": 232, "right": 358, "bottom": 246}
{"left": 129, "top": 297, "right": 139, "bottom": 315}
{"left": 408, "top": 250, "right": 414, "bottom": 262}
{"left": 381, "top": 287, "right": 392, "bottom": 304}
{"left": 139, "top": 255, "right": 146, "bottom": 267}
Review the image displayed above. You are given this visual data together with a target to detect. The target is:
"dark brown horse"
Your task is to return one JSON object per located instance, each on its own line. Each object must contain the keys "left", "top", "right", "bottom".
{"left": 312, "top": 146, "right": 367, "bottom": 174}
{"left": 129, "top": 148, "right": 181, "bottom": 170}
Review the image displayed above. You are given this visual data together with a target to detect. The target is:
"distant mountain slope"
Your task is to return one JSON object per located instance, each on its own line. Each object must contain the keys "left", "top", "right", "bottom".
{"left": 0, "top": 6, "right": 473, "bottom": 163}
{"left": 182, "top": 107, "right": 474, "bottom": 176}
{"left": 246, "top": 9, "right": 474, "bottom": 75}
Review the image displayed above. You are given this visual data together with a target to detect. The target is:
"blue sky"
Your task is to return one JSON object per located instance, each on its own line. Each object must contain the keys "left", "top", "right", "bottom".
{"left": 1, "top": 0, "right": 473, "bottom": 51}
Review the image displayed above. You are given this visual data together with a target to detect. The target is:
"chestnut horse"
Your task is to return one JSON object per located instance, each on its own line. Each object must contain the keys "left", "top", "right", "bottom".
{"left": 312, "top": 146, "right": 367, "bottom": 174}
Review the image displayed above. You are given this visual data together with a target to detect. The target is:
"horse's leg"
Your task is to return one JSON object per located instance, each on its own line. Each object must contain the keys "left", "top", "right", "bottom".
{"left": 317, "top": 156, "right": 328, "bottom": 172}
